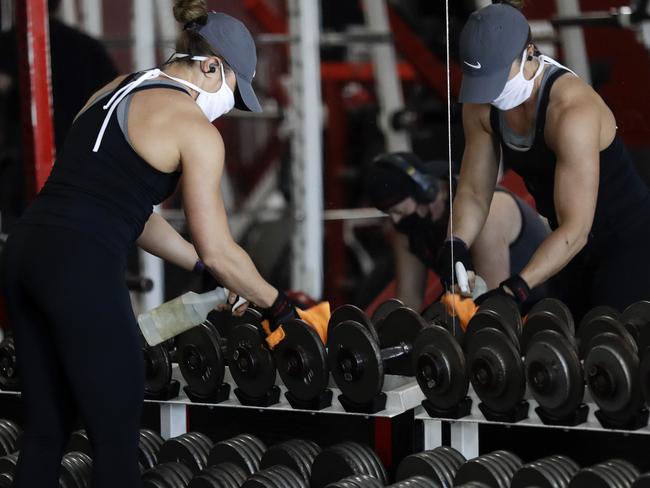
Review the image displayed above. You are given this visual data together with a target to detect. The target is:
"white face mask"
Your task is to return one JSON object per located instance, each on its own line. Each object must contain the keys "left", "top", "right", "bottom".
{"left": 161, "top": 55, "right": 235, "bottom": 121}
{"left": 491, "top": 49, "right": 546, "bottom": 111}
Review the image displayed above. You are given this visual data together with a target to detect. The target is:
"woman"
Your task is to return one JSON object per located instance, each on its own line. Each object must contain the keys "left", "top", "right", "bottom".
{"left": 1, "top": 1, "right": 295, "bottom": 486}
{"left": 440, "top": 0, "right": 650, "bottom": 318}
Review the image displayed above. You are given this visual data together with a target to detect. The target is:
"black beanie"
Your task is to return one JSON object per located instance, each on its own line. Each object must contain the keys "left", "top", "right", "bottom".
{"left": 367, "top": 164, "right": 420, "bottom": 212}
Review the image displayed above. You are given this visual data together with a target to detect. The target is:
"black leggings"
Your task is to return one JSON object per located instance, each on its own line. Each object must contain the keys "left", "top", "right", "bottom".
{"left": 1, "top": 226, "right": 143, "bottom": 487}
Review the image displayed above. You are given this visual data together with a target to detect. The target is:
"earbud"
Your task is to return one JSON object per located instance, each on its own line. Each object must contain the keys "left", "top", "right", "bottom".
{"left": 208, "top": 64, "right": 217, "bottom": 74}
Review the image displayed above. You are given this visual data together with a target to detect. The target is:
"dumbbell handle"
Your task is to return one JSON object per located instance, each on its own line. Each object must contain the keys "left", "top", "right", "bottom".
{"left": 381, "top": 343, "right": 412, "bottom": 362}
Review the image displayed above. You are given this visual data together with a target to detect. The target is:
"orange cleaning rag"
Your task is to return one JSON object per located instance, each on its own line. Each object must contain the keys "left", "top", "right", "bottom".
{"left": 440, "top": 292, "right": 479, "bottom": 332}
{"left": 263, "top": 302, "right": 332, "bottom": 349}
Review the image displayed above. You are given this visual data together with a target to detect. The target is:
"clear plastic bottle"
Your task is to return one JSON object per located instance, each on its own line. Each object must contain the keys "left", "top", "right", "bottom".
{"left": 138, "top": 288, "right": 229, "bottom": 346}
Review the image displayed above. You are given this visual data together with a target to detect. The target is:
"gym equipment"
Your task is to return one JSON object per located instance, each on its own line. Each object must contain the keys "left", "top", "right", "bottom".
{"left": 413, "top": 324, "right": 472, "bottom": 419}
{"left": 525, "top": 329, "right": 587, "bottom": 426}
{"left": 324, "top": 474, "right": 383, "bottom": 488}
{"left": 453, "top": 450, "right": 523, "bottom": 488}
{"left": 0, "top": 419, "right": 20, "bottom": 457}
{"left": 139, "top": 429, "right": 166, "bottom": 473}
{"left": 327, "top": 306, "right": 427, "bottom": 413}
{"left": 142, "top": 461, "right": 194, "bottom": 488}
{"left": 372, "top": 299, "right": 405, "bottom": 336}
{"left": 260, "top": 438, "right": 321, "bottom": 482}
{"left": 241, "top": 464, "right": 307, "bottom": 488}
{"left": 59, "top": 451, "right": 92, "bottom": 488}
{"left": 464, "top": 296, "right": 528, "bottom": 422}
{"left": 143, "top": 337, "right": 180, "bottom": 401}
{"left": 0, "top": 453, "right": 17, "bottom": 488}
{"left": 177, "top": 320, "right": 231, "bottom": 404}
{"left": 0, "top": 336, "right": 20, "bottom": 392}
{"left": 421, "top": 301, "right": 464, "bottom": 343}
{"left": 387, "top": 476, "right": 436, "bottom": 488}
{"left": 521, "top": 298, "right": 575, "bottom": 353}
{"left": 208, "top": 434, "right": 267, "bottom": 476}
{"left": 396, "top": 446, "right": 466, "bottom": 488}
{"left": 229, "top": 310, "right": 281, "bottom": 407}
{"left": 511, "top": 455, "right": 580, "bottom": 488}
{"left": 274, "top": 319, "right": 333, "bottom": 410}
{"left": 569, "top": 459, "right": 640, "bottom": 488}
{"left": 158, "top": 432, "right": 214, "bottom": 474}
{"left": 310, "top": 441, "right": 388, "bottom": 488}
{"left": 581, "top": 302, "right": 648, "bottom": 429}
{"left": 188, "top": 462, "right": 248, "bottom": 488}
{"left": 632, "top": 473, "right": 650, "bottom": 487}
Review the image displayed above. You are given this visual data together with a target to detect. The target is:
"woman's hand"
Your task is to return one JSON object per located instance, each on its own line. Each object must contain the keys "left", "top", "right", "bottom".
{"left": 216, "top": 291, "right": 250, "bottom": 317}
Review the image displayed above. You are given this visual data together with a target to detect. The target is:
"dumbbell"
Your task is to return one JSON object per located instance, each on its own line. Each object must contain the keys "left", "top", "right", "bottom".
{"left": 208, "top": 433, "right": 267, "bottom": 476}
{"left": 310, "top": 441, "right": 388, "bottom": 488}
{"left": 143, "top": 336, "right": 179, "bottom": 400}
{"left": 325, "top": 474, "right": 383, "bottom": 488}
{"left": 632, "top": 473, "right": 650, "bottom": 488}
{"left": 188, "top": 462, "right": 248, "bottom": 488}
{"left": 579, "top": 302, "right": 648, "bottom": 429}
{"left": 327, "top": 306, "right": 427, "bottom": 408}
{"left": 0, "top": 453, "right": 17, "bottom": 487}
{"left": 453, "top": 450, "right": 523, "bottom": 488}
{"left": 158, "top": 432, "right": 215, "bottom": 474}
{"left": 511, "top": 455, "right": 580, "bottom": 488}
{"left": 228, "top": 310, "right": 281, "bottom": 405}
{"left": 396, "top": 446, "right": 466, "bottom": 488}
{"left": 260, "top": 438, "right": 321, "bottom": 483}
{"left": 0, "top": 336, "right": 19, "bottom": 392}
{"left": 241, "top": 465, "right": 307, "bottom": 488}
{"left": 523, "top": 299, "right": 586, "bottom": 424}
{"left": 386, "top": 476, "right": 435, "bottom": 488}
{"left": 0, "top": 419, "right": 20, "bottom": 457}
{"left": 142, "top": 461, "right": 194, "bottom": 488}
{"left": 60, "top": 451, "right": 92, "bottom": 488}
{"left": 462, "top": 296, "right": 528, "bottom": 420}
{"left": 569, "top": 459, "right": 640, "bottom": 488}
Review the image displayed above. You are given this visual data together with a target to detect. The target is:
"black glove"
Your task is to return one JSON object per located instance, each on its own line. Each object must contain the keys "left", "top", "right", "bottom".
{"left": 435, "top": 237, "right": 471, "bottom": 289}
{"left": 475, "top": 275, "right": 531, "bottom": 310}
{"left": 265, "top": 291, "right": 298, "bottom": 331}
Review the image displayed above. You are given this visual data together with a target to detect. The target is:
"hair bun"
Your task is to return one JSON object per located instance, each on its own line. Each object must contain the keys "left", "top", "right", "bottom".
{"left": 173, "top": 0, "right": 208, "bottom": 25}
{"left": 494, "top": 0, "right": 525, "bottom": 10}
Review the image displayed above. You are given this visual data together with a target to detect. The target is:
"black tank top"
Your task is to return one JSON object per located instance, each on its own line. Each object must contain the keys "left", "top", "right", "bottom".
{"left": 18, "top": 74, "right": 186, "bottom": 258}
{"left": 490, "top": 67, "right": 650, "bottom": 249}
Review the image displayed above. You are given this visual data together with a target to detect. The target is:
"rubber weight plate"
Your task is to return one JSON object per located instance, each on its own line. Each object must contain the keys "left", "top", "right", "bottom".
{"left": 158, "top": 433, "right": 208, "bottom": 474}
{"left": 237, "top": 433, "right": 267, "bottom": 461}
{"left": 466, "top": 328, "right": 526, "bottom": 414}
{"left": 585, "top": 333, "right": 643, "bottom": 419}
{"left": 0, "top": 425, "right": 16, "bottom": 458}
{"left": 177, "top": 322, "right": 225, "bottom": 397}
{"left": 0, "top": 338, "right": 19, "bottom": 391}
{"left": 379, "top": 307, "right": 428, "bottom": 376}
{"left": 641, "top": 347, "right": 650, "bottom": 408}
{"left": 396, "top": 452, "right": 450, "bottom": 488}
{"left": 622, "top": 301, "right": 650, "bottom": 351}
{"left": 275, "top": 319, "right": 329, "bottom": 401}
{"left": 525, "top": 330, "right": 585, "bottom": 418}
{"left": 143, "top": 338, "right": 173, "bottom": 396}
{"left": 413, "top": 325, "right": 469, "bottom": 411}
{"left": 209, "top": 438, "right": 257, "bottom": 475}
{"left": 65, "top": 430, "right": 91, "bottom": 457}
{"left": 465, "top": 296, "right": 521, "bottom": 354}
{"left": 311, "top": 446, "right": 364, "bottom": 488}
{"left": 522, "top": 309, "right": 575, "bottom": 354}
{"left": 577, "top": 313, "right": 637, "bottom": 359}
{"left": 454, "top": 457, "right": 503, "bottom": 488}
{"left": 260, "top": 439, "right": 316, "bottom": 482}
{"left": 228, "top": 436, "right": 262, "bottom": 474}
{"left": 138, "top": 432, "right": 158, "bottom": 472}
{"left": 528, "top": 298, "right": 575, "bottom": 336}
{"left": 422, "top": 302, "right": 461, "bottom": 339}
{"left": 327, "top": 321, "right": 384, "bottom": 405}
{"left": 229, "top": 323, "right": 277, "bottom": 398}
{"left": 372, "top": 299, "right": 405, "bottom": 331}
{"left": 329, "top": 305, "right": 379, "bottom": 344}
{"left": 338, "top": 442, "right": 387, "bottom": 485}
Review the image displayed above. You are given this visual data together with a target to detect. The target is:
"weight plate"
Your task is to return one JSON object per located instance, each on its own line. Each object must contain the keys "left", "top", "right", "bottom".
{"left": 341, "top": 442, "right": 387, "bottom": 485}
{"left": 0, "top": 338, "right": 19, "bottom": 391}
{"left": 434, "top": 446, "right": 467, "bottom": 468}
{"left": 261, "top": 442, "right": 306, "bottom": 481}
{"left": 396, "top": 453, "right": 446, "bottom": 487}
{"left": 465, "top": 300, "right": 521, "bottom": 354}
{"left": 547, "top": 455, "right": 578, "bottom": 486}
{"left": 453, "top": 458, "right": 500, "bottom": 488}
{"left": 591, "top": 465, "right": 625, "bottom": 488}
{"left": 532, "top": 461, "right": 564, "bottom": 488}
{"left": 185, "top": 432, "right": 214, "bottom": 462}
{"left": 311, "top": 448, "right": 359, "bottom": 488}
{"left": 141, "top": 429, "right": 165, "bottom": 450}
{"left": 622, "top": 301, "right": 650, "bottom": 351}
{"left": 528, "top": 299, "right": 575, "bottom": 336}
{"left": 66, "top": 430, "right": 91, "bottom": 457}
{"left": 427, "top": 450, "right": 463, "bottom": 487}
{"left": 372, "top": 299, "right": 405, "bottom": 331}
{"left": 237, "top": 434, "right": 267, "bottom": 461}
{"left": 0, "top": 426, "right": 14, "bottom": 458}
{"left": 329, "top": 305, "right": 379, "bottom": 344}
{"left": 632, "top": 473, "right": 650, "bottom": 488}
{"left": 422, "top": 302, "right": 462, "bottom": 340}
{"left": 59, "top": 455, "right": 81, "bottom": 488}
{"left": 0, "top": 453, "right": 17, "bottom": 476}
{"left": 522, "top": 310, "right": 575, "bottom": 353}
{"left": 158, "top": 435, "right": 203, "bottom": 474}
{"left": 138, "top": 432, "right": 158, "bottom": 472}
{"left": 640, "top": 348, "right": 650, "bottom": 408}
{"left": 228, "top": 436, "right": 261, "bottom": 474}
{"left": 332, "top": 444, "right": 366, "bottom": 479}
{"left": 379, "top": 307, "right": 428, "bottom": 376}
{"left": 577, "top": 313, "right": 637, "bottom": 359}
{"left": 143, "top": 340, "right": 173, "bottom": 396}
{"left": 0, "top": 420, "right": 19, "bottom": 442}
{"left": 422, "top": 452, "right": 455, "bottom": 488}
{"left": 229, "top": 323, "right": 277, "bottom": 399}
{"left": 478, "top": 454, "right": 511, "bottom": 488}
{"left": 578, "top": 305, "right": 620, "bottom": 327}
{"left": 277, "top": 464, "right": 308, "bottom": 488}
{"left": 479, "top": 295, "right": 522, "bottom": 338}
{"left": 414, "top": 325, "right": 469, "bottom": 411}
{"left": 276, "top": 319, "right": 329, "bottom": 402}
{"left": 466, "top": 328, "right": 526, "bottom": 413}
{"left": 604, "top": 459, "right": 640, "bottom": 485}
{"left": 525, "top": 330, "right": 585, "bottom": 418}
{"left": 328, "top": 321, "right": 384, "bottom": 405}
{"left": 209, "top": 438, "right": 257, "bottom": 475}
{"left": 599, "top": 464, "right": 630, "bottom": 488}
{"left": 585, "top": 333, "right": 643, "bottom": 418}
{"left": 177, "top": 322, "right": 225, "bottom": 397}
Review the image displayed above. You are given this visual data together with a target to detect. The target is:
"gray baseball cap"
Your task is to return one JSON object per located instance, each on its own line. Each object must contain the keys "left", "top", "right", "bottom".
{"left": 458, "top": 4, "right": 530, "bottom": 104}
{"left": 197, "top": 12, "right": 262, "bottom": 112}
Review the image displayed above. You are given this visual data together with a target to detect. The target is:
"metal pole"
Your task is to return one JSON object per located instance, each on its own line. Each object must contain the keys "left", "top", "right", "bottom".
{"left": 134, "top": 0, "right": 165, "bottom": 310}
{"left": 288, "top": 0, "right": 324, "bottom": 299}
{"left": 555, "top": 0, "right": 592, "bottom": 84}
{"left": 81, "top": 0, "right": 102, "bottom": 37}
{"left": 15, "top": 0, "right": 56, "bottom": 199}
{"left": 360, "top": 0, "right": 410, "bottom": 152}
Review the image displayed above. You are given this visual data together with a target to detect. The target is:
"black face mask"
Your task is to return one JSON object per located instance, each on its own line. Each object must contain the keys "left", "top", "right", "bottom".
{"left": 395, "top": 211, "right": 449, "bottom": 269}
